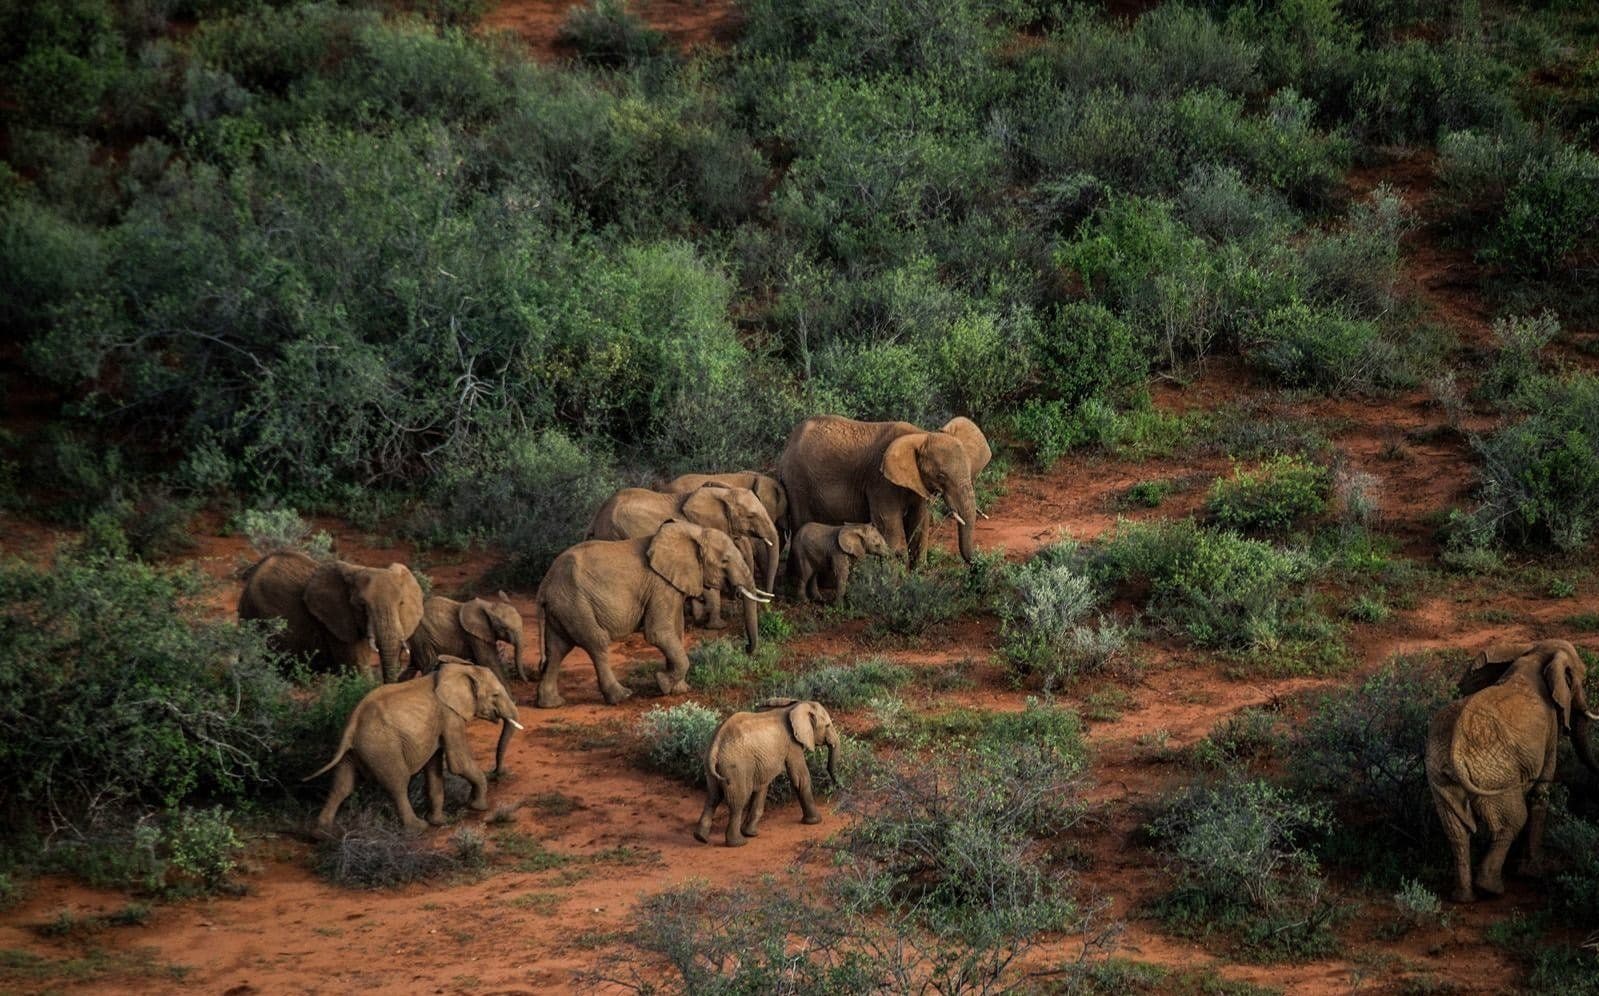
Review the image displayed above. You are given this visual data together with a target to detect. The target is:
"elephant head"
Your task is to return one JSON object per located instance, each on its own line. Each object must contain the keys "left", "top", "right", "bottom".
{"left": 682, "top": 485, "right": 782, "bottom": 593}
{"left": 648, "top": 522, "right": 769, "bottom": 656}
{"left": 1460, "top": 640, "right": 1599, "bottom": 775}
{"left": 838, "top": 524, "right": 893, "bottom": 560}
{"left": 879, "top": 417, "right": 991, "bottom": 563}
{"left": 305, "top": 560, "right": 425, "bottom": 683}
{"left": 435, "top": 657, "right": 523, "bottom": 775}
{"left": 786, "top": 701, "right": 840, "bottom": 785}
{"left": 745, "top": 475, "right": 789, "bottom": 533}
{"left": 461, "top": 592, "right": 527, "bottom": 682}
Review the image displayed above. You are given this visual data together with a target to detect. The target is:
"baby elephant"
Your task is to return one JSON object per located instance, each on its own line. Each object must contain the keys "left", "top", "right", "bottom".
{"left": 790, "top": 523, "right": 893, "bottom": 603}
{"left": 695, "top": 699, "right": 838, "bottom": 847}
{"left": 305, "top": 658, "right": 523, "bottom": 833}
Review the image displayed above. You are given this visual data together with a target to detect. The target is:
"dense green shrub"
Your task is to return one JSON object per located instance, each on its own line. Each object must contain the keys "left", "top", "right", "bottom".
{"left": 837, "top": 557, "right": 972, "bottom": 638}
{"left": 1189, "top": 708, "right": 1280, "bottom": 771}
{"left": 1206, "top": 454, "right": 1330, "bottom": 534}
{"left": 1248, "top": 302, "right": 1389, "bottom": 393}
{"left": 1301, "top": 186, "right": 1409, "bottom": 318}
{"left": 1477, "top": 311, "right": 1559, "bottom": 404}
{"left": 686, "top": 638, "right": 782, "bottom": 694}
{"left": 0, "top": 554, "right": 287, "bottom": 834}
{"left": 763, "top": 657, "right": 912, "bottom": 709}
{"left": 637, "top": 702, "right": 722, "bottom": 785}
{"left": 998, "top": 550, "right": 1142, "bottom": 686}
{"left": 557, "top": 0, "right": 667, "bottom": 68}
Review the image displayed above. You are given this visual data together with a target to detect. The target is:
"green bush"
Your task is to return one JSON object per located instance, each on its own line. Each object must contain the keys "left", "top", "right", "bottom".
{"left": 233, "top": 506, "right": 333, "bottom": 559}
{"left": 0, "top": 554, "right": 287, "bottom": 834}
{"left": 1094, "top": 518, "right": 1318, "bottom": 653}
{"left": 1301, "top": 186, "right": 1409, "bottom": 319}
{"left": 637, "top": 702, "right": 722, "bottom": 786}
{"left": 1206, "top": 454, "right": 1330, "bottom": 534}
{"left": 1148, "top": 778, "right": 1338, "bottom": 959}
{"left": 557, "top": 0, "right": 667, "bottom": 68}
{"left": 1477, "top": 312, "right": 1559, "bottom": 404}
{"left": 998, "top": 550, "right": 1143, "bottom": 686}
{"left": 837, "top": 557, "right": 971, "bottom": 638}
{"left": 1248, "top": 302, "right": 1384, "bottom": 393}
{"left": 164, "top": 807, "right": 243, "bottom": 894}
{"left": 1189, "top": 708, "right": 1280, "bottom": 771}
{"left": 686, "top": 638, "right": 782, "bottom": 694}
{"left": 763, "top": 657, "right": 912, "bottom": 709}
{"left": 1029, "top": 302, "right": 1150, "bottom": 407}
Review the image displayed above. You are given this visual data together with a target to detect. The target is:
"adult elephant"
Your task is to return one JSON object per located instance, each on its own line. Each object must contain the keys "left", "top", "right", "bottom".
{"left": 405, "top": 593, "right": 526, "bottom": 686}
{"left": 588, "top": 485, "right": 781, "bottom": 624}
{"left": 660, "top": 472, "right": 788, "bottom": 541}
{"left": 534, "top": 523, "right": 769, "bottom": 708}
{"left": 777, "top": 415, "right": 991, "bottom": 566}
{"left": 1427, "top": 639, "right": 1599, "bottom": 903}
{"left": 239, "top": 552, "right": 424, "bottom": 683}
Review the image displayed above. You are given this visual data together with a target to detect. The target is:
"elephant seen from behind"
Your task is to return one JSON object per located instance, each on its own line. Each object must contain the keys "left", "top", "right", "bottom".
{"left": 790, "top": 522, "right": 893, "bottom": 603}
{"left": 238, "top": 551, "right": 424, "bottom": 683}
{"left": 305, "top": 658, "right": 523, "bottom": 832}
{"left": 534, "top": 522, "right": 770, "bottom": 708}
{"left": 405, "top": 593, "right": 526, "bottom": 686}
{"left": 778, "top": 415, "right": 990, "bottom": 567}
{"left": 1426, "top": 639, "right": 1599, "bottom": 902}
{"left": 695, "top": 698, "right": 838, "bottom": 847}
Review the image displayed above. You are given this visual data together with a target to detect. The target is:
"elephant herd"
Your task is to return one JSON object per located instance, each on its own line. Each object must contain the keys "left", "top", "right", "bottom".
{"left": 235, "top": 415, "right": 992, "bottom": 839}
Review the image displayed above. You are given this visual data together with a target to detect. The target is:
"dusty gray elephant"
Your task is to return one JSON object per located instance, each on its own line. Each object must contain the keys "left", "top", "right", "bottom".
{"left": 305, "top": 658, "right": 523, "bottom": 832}
{"left": 777, "top": 415, "right": 991, "bottom": 567}
{"left": 1426, "top": 639, "right": 1599, "bottom": 903}
{"left": 404, "top": 593, "right": 526, "bottom": 686}
{"left": 661, "top": 471, "right": 788, "bottom": 540}
{"left": 588, "top": 485, "right": 780, "bottom": 628}
{"left": 694, "top": 699, "right": 838, "bottom": 847}
{"left": 238, "top": 551, "right": 424, "bottom": 683}
{"left": 534, "top": 522, "right": 770, "bottom": 708}
{"left": 790, "top": 522, "right": 894, "bottom": 603}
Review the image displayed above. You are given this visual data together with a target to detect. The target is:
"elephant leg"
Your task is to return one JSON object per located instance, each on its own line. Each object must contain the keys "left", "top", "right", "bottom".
{"left": 1432, "top": 787, "right": 1476, "bottom": 903}
{"left": 1522, "top": 782, "right": 1551, "bottom": 876}
{"left": 703, "top": 588, "right": 728, "bottom": 630}
{"left": 695, "top": 776, "right": 723, "bottom": 844}
{"left": 874, "top": 508, "right": 908, "bottom": 560}
{"left": 724, "top": 781, "right": 749, "bottom": 847}
{"left": 645, "top": 602, "right": 691, "bottom": 696}
{"left": 688, "top": 597, "right": 709, "bottom": 625}
{"left": 796, "top": 559, "right": 816, "bottom": 602}
{"left": 1477, "top": 791, "right": 1527, "bottom": 897}
{"left": 829, "top": 555, "right": 851, "bottom": 605}
{"left": 536, "top": 623, "right": 575, "bottom": 709}
{"left": 788, "top": 752, "right": 822, "bottom": 825}
{"left": 317, "top": 756, "right": 359, "bottom": 833}
{"left": 905, "top": 501, "right": 929, "bottom": 569}
{"left": 560, "top": 607, "right": 628, "bottom": 704}
{"left": 743, "top": 782, "right": 769, "bottom": 838}
{"left": 444, "top": 733, "right": 490, "bottom": 812}
{"left": 423, "top": 748, "right": 448, "bottom": 825}
{"left": 367, "top": 752, "right": 429, "bottom": 832}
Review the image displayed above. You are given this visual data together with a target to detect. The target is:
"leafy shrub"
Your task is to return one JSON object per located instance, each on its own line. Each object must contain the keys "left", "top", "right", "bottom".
{"left": 1093, "top": 518, "right": 1318, "bottom": 654}
{"left": 264, "top": 670, "right": 380, "bottom": 794}
{"left": 1148, "top": 778, "right": 1337, "bottom": 959}
{"left": 1477, "top": 312, "right": 1559, "bottom": 404}
{"left": 557, "top": 0, "right": 667, "bottom": 68}
{"left": 838, "top": 557, "right": 970, "bottom": 638}
{"left": 763, "top": 657, "right": 912, "bottom": 709}
{"left": 812, "top": 339, "right": 939, "bottom": 426}
{"left": 1177, "top": 164, "right": 1295, "bottom": 243}
{"left": 998, "top": 551, "right": 1142, "bottom": 686}
{"left": 164, "top": 807, "right": 243, "bottom": 894}
{"left": 1392, "top": 878, "right": 1446, "bottom": 933}
{"left": 1464, "top": 376, "right": 1599, "bottom": 551}
{"left": 0, "top": 554, "right": 287, "bottom": 834}
{"left": 686, "top": 638, "right": 782, "bottom": 694}
{"left": 1301, "top": 185, "right": 1410, "bottom": 319}
{"left": 637, "top": 702, "right": 722, "bottom": 786}
{"left": 1206, "top": 454, "right": 1330, "bottom": 534}
{"left": 1190, "top": 708, "right": 1280, "bottom": 771}
{"left": 1248, "top": 302, "right": 1385, "bottom": 393}
{"left": 233, "top": 506, "right": 333, "bottom": 559}
{"left": 1030, "top": 302, "right": 1150, "bottom": 408}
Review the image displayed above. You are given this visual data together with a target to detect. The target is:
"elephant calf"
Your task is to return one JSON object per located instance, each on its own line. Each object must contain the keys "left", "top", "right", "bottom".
{"left": 404, "top": 593, "right": 526, "bottom": 686}
{"left": 305, "top": 659, "right": 523, "bottom": 832}
{"left": 1427, "top": 639, "right": 1599, "bottom": 902}
{"left": 695, "top": 699, "right": 838, "bottom": 847}
{"left": 790, "top": 522, "right": 893, "bottom": 603}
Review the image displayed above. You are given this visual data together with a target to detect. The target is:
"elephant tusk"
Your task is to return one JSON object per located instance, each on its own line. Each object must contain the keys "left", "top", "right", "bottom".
{"left": 763, "top": 538, "right": 774, "bottom": 547}
{"left": 738, "top": 586, "right": 772, "bottom": 604}
{"left": 978, "top": 510, "right": 990, "bottom": 520}
{"left": 756, "top": 588, "right": 777, "bottom": 599}
{"left": 506, "top": 718, "right": 525, "bottom": 731}
{"left": 1586, "top": 710, "right": 1599, "bottom": 721}
{"left": 949, "top": 510, "right": 967, "bottom": 527}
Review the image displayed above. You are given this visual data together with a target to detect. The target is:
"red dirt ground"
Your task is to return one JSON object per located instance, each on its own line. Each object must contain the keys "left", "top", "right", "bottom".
{"left": 4, "top": 10, "right": 1595, "bottom": 996}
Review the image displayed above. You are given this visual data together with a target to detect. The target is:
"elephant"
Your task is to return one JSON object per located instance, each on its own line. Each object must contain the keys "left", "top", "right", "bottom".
{"left": 777, "top": 415, "right": 991, "bottom": 567}
{"left": 694, "top": 699, "right": 839, "bottom": 847}
{"left": 404, "top": 593, "right": 526, "bottom": 686}
{"left": 534, "top": 522, "right": 770, "bottom": 708}
{"left": 304, "top": 658, "right": 523, "bottom": 832}
{"left": 790, "top": 522, "right": 894, "bottom": 603}
{"left": 587, "top": 485, "right": 781, "bottom": 628}
{"left": 660, "top": 471, "right": 788, "bottom": 541}
{"left": 238, "top": 551, "right": 424, "bottom": 683}
{"left": 1426, "top": 639, "right": 1599, "bottom": 903}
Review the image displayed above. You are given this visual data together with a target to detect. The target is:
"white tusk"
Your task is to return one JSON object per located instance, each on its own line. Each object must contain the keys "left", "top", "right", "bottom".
{"left": 949, "top": 511, "right": 967, "bottom": 526}
{"left": 738, "top": 586, "right": 772, "bottom": 604}
{"left": 756, "top": 588, "right": 777, "bottom": 599}
{"left": 763, "top": 538, "right": 774, "bottom": 547}
{"left": 978, "top": 510, "right": 990, "bottom": 520}
{"left": 506, "top": 718, "right": 525, "bottom": 731}
{"left": 1586, "top": 710, "right": 1599, "bottom": 721}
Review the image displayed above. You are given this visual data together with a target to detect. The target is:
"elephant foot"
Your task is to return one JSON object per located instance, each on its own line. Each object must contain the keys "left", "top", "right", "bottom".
{"left": 693, "top": 825, "right": 711, "bottom": 844}
{"left": 1477, "top": 877, "right": 1505, "bottom": 897}
{"left": 742, "top": 825, "right": 759, "bottom": 838}
{"left": 601, "top": 685, "right": 634, "bottom": 705}
{"left": 670, "top": 679, "right": 689, "bottom": 695}
{"left": 535, "top": 691, "right": 566, "bottom": 709}
{"left": 802, "top": 814, "right": 823, "bottom": 825}
{"left": 469, "top": 799, "right": 490, "bottom": 812}
{"left": 407, "top": 817, "right": 434, "bottom": 833}
{"left": 725, "top": 836, "right": 748, "bottom": 848}
{"left": 1451, "top": 888, "right": 1477, "bottom": 904}
{"left": 705, "top": 617, "right": 729, "bottom": 630}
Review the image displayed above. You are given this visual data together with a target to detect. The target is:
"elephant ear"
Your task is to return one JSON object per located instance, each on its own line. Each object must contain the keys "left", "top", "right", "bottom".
{"left": 787, "top": 701, "right": 824, "bottom": 750}
{"left": 940, "top": 417, "right": 992, "bottom": 478}
{"left": 753, "top": 476, "right": 786, "bottom": 520}
{"left": 1543, "top": 644, "right": 1580, "bottom": 731}
{"left": 648, "top": 522, "right": 707, "bottom": 598}
{"left": 680, "top": 487, "right": 732, "bottom": 532}
{"left": 880, "top": 434, "right": 931, "bottom": 498}
{"left": 1459, "top": 643, "right": 1530, "bottom": 696}
{"left": 304, "top": 561, "right": 364, "bottom": 645}
{"left": 837, "top": 527, "right": 867, "bottom": 558}
{"left": 459, "top": 599, "right": 495, "bottom": 643}
{"left": 434, "top": 658, "right": 480, "bottom": 723}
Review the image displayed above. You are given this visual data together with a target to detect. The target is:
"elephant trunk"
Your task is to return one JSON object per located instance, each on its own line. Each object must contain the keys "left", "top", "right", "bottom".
{"left": 824, "top": 728, "right": 840, "bottom": 786}
{"left": 759, "top": 521, "right": 781, "bottom": 594}
{"left": 742, "top": 589, "right": 760, "bottom": 657}
{"left": 510, "top": 632, "right": 528, "bottom": 683}
{"left": 951, "top": 485, "right": 978, "bottom": 564}
{"left": 494, "top": 715, "right": 518, "bottom": 775}
{"left": 374, "top": 616, "right": 404, "bottom": 684}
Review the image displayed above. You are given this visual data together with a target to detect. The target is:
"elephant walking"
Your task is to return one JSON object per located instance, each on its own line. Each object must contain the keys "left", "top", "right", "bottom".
{"left": 534, "top": 523, "right": 769, "bottom": 708}
{"left": 238, "top": 551, "right": 424, "bottom": 683}
{"left": 1426, "top": 639, "right": 1599, "bottom": 902}
{"left": 404, "top": 593, "right": 526, "bottom": 686}
{"left": 695, "top": 699, "right": 838, "bottom": 847}
{"left": 304, "top": 659, "right": 522, "bottom": 832}
{"left": 777, "top": 416, "right": 991, "bottom": 567}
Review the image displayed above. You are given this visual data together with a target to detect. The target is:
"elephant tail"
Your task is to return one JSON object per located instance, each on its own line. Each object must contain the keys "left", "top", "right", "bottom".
{"left": 705, "top": 721, "right": 730, "bottom": 785}
{"left": 303, "top": 717, "right": 359, "bottom": 781}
